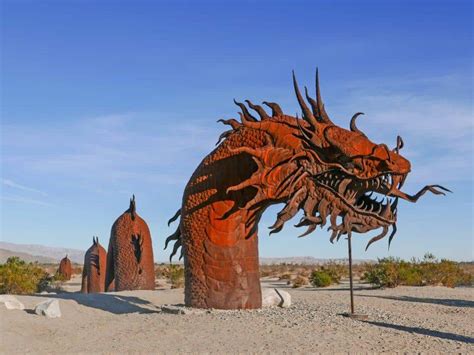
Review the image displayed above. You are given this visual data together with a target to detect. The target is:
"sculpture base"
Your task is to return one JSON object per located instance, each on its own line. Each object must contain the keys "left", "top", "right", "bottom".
{"left": 341, "top": 312, "right": 368, "bottom": 321}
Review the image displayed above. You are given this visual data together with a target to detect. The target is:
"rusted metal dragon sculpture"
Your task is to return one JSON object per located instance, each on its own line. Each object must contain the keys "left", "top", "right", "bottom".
{"left": 166, "top": 70, "right": 450, "bottom": 309}
{"left": 58, "top": 254, "right": 72, "bottom": 281}
{"left": 106, "top": 196, "right": 155, "bottom": 291}
{"left": 81, "top": 236, "right": 107, "bottom": 293}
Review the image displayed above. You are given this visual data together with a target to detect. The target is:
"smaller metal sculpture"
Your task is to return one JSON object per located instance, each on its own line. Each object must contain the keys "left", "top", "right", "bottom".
{"left": 58, "top": 255, "right": 72, "bottom": 281}
{"left": 105, "top": 195, "right": 155, "bottom": 291}
{"left": 81, "top": 236, "right": 107, "bottom": 293}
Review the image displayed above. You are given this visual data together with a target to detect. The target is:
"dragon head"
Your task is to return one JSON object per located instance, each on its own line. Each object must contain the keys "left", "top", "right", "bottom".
{"left": 217, "top": 70, "right": 450, "bottom": 250}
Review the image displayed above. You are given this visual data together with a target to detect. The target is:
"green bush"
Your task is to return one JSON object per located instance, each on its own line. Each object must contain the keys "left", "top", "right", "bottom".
{"left": 398, "top": 266, "right": 423, "bottom": 286}
{"left": 320, "top": 262, "right": 346, "bottom": 283}
{"left": 363, "top": 255, "right": 472, "bottom": 288}
{"left": 310, "top": 270, "right": 333, "bottom": 287}
{"left": 0, "top": 257, "right": 51, "bottom": 294}
{"left": 363, "top": 257, "right": 400, "bottom": 288}
{"left": 168, "top": 264, "right": 185, "bottom": 289}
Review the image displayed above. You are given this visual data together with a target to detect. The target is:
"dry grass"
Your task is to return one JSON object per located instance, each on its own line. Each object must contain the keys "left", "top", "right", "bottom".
{"left": 154, "top": 263, "right": 185, "bottom": 288}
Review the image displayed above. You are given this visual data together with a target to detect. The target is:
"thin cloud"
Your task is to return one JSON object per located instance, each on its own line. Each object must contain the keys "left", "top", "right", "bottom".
{"left": 2, "top": 179, "right": 48, "bottom": 196}
{"left": 2, "top": 112, "right": 220, "bottom": 191}
{"left": 2, "top": 196, "right": 54, "bottom": 207}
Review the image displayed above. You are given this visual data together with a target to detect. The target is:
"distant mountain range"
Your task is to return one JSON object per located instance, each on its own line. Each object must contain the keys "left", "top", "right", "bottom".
{"left": 259, "top": 256, "right": 372, "bottom": 265}
{"left": 0, "top": 242, "right": 85, "bottom": 264}
{"left": 0, "top": 241, "right": 373, "bottom": 265}
{"left": 0, "top": 248, "right": 59, "bottom": 264}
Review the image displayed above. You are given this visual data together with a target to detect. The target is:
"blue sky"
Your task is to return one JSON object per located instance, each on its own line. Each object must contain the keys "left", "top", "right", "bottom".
{"left": 1, "top": 0, "right": 472, "bottom": 261}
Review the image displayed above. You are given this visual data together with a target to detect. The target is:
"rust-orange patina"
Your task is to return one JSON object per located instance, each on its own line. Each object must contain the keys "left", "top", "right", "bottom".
{"left": 58, "top": 255, "right": 72, "bottom": 281}
{"left": 81, "top": 236, "right": 107, "bottom": 293}
{"left": 166, "top": 70, "right": 450, "bottom": 309}
{"left": 105, "top": 196, "right": 155, "bottom": 291}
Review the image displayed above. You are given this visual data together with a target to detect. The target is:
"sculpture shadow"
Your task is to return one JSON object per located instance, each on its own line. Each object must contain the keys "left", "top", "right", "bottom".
{"left": 36, "top": 292, "right": 160, "bottom": 315}
{"left": 358, "top": 294, "right": 474, "bottom": 308}
{"left": 362, "top": 320, "right": 474, "bottom": 344}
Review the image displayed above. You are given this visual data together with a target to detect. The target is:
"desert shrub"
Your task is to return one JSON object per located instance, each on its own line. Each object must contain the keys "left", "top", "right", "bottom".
{"left": 168, "top": 264, "right": 185, "bottom": 289}
{"left": 155, "top": 263, "right": 170, "bottom": 279}
{"left": 423, "top": 259, "right": 472, "bottom": 288}
{"left": 298, "top": 268, "right": 311, "bottom": 278}
{"left": 0, "top": 257, "right": 51, "bottom": 294}
{"left": 292, "top": 275, "right": 309, "bottom": 288}
{"left": 259, "top": 268, "right": 274, "bottom": 278}
{"left": 398, "top": 266, "right": 423, "bottom": 286}
{"left": 52, "top": 272, "right": 67, "bottom": 282}
{"left": 363, "top": 255, "right": 472, "bottom": 288}
{"left": 310, "top": 270, "right": 333, "bottom": 287}
{"left": 363, "top": 257, "right": 401, "bottom": 288}
{"left": 320, "top": 262, "right": 346, "bottom": 283}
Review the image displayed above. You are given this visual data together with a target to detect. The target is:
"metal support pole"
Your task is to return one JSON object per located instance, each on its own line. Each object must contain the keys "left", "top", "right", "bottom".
{"left": 348, "top": 232, "right": 354, "bottom": 314}
{"left": 342, "top": 233, "right": 367, "bottom": 320}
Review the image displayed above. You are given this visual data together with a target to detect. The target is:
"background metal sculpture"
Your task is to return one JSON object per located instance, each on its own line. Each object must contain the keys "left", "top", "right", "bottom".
{"left": 58, "top": 254, "right": 72, "bottom": 281}
{"left": 81, "top": 236, "right": 107, "bottom": 293}
{"left": 166, "top": 70, "right": 450, "bottom": 310}
{"left": 106, "top": 195, "right": 155, "bottom": 291}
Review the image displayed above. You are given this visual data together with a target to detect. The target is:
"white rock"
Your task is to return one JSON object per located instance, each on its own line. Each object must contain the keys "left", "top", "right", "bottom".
{"left": 161, "top": 305, "right": 205, "bottom": 315}
{"left": 0, "top": 295, "right": 25, "bottom": 310}
{"left": 275, "top": 289, "right": 291, "bottom": 308}
{"left": 261, "top": 288, "right": 291, "bottom": 308}
{"left": 34, "top": 299, "right": 61, "bottom": 318}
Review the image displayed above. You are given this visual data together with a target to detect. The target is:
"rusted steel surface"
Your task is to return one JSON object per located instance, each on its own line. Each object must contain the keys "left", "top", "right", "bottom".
{"left": 105, "top": 196, "right": 155, "bottom": 291}
{"left": 58, "top": 255, "right": 72, "bottom": 281}
{"left": 81, "top": 237, "right": 107, "bottom": 293}
{"left": 166, "top": 70, "right": 450, "bottom": 309}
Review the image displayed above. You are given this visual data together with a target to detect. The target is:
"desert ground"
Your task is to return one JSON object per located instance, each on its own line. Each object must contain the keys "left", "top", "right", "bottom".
{"left": 1, "top": 275, "right": 473, "bottom": 354}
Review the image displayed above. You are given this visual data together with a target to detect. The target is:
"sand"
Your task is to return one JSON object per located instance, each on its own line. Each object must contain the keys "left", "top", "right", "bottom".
{"left": 1, "top": 275, "right": 473, "bottom": 354}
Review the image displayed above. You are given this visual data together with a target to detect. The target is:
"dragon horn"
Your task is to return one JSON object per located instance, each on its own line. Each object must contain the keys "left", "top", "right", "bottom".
{"left": 349, "top": 112, "right": 365, "bottom": 135}
{"left": 394, "top": 135, "right": 404, "bottom": 153}
{"left": 315, "top": 68, "right": 333, "bottom": 124}
{"left": 292, "top": 71, "right": 317, "bottom": 127}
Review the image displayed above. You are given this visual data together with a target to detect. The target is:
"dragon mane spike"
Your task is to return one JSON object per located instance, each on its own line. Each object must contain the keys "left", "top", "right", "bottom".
{"left": 245, "top": 100, "right": 270, "bottom": 120}
{"left": 262, "top": 101, "right": 283, "bottom": 116}
{"left": 349, "top": 112, "right": 365, "bottom": 135}
{"left": 315, "top": 68, "right": 333, "bottom": 124}
{"left": 292, "top": 71, "right": 316, "bottom": 125}
{"left": 129, "top": 194, "right": 136, "bottom": 221}
{"left": 238, "top": 112, "right": 261, "bottom": 129}
{"left": 168, "top": 208, "right": 181, "bottom": 226}
{"left": 233, "top": 99, "right": 257, "bottom": 122}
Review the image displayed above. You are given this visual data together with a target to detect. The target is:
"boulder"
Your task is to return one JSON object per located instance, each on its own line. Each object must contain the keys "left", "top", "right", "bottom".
{"left": 0, "top": 295, "right": 25, "bottom": 310}
{"left": 34, "top": 299, "right": 61, "bottom": 318}
{"left": 261, "top": 288, "right": 291, "bottom": 308}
